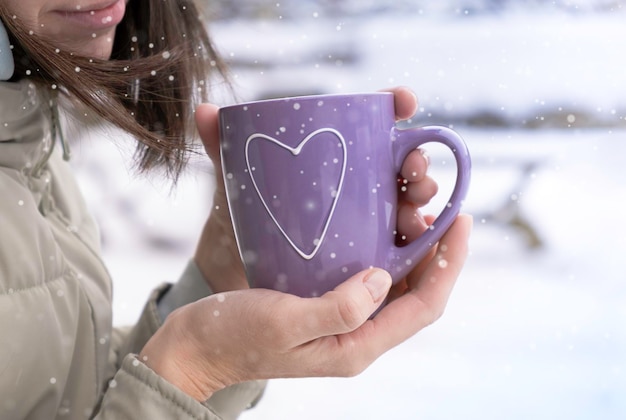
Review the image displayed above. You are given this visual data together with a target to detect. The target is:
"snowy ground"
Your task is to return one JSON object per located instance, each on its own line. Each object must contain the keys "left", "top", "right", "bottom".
{"left": 71, "top": 7, "right": 625, "bottom": 420}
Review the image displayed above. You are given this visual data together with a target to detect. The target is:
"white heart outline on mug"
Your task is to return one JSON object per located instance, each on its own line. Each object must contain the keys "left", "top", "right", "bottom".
{"left": 245, "top": 128, "right": 348, "bottom": 260}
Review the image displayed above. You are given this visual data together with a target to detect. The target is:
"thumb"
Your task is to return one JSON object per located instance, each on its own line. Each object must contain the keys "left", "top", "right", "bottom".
{"left": 195, "top": 103, "right": 221, "bottom": 162}
{"left": 296, "top": 269, "right": 392, "bottom": 340}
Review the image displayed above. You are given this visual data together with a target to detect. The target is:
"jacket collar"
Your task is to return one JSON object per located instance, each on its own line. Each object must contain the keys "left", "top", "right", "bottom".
{"left": 0, "top": 80, "right": 42, "bottom": 143}
{"left": 0, "top": 80, "right": 69, "bottom": 177}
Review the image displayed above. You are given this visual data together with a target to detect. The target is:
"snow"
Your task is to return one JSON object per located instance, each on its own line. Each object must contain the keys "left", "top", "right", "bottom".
{"left": 71, "top": 6, "right": 625, "bottom": 420}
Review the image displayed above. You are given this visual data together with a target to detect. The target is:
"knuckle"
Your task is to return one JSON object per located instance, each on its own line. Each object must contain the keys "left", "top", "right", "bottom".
{"left": 409, "top": 293, "right": 447, "bottom": 328}
{"left": 413, "top": 177, "right": 437, "bottom": 201}
{"left": 335, "top": 295, "right": 366, "bottom": 331}
{"left": 427, "top": 177, "right": 439, "bottom": 196}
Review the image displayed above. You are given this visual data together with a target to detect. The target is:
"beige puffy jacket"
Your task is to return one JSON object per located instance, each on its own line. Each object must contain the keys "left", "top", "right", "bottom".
{"left": 0, "top": 80, "right": 266, "bottom": 419}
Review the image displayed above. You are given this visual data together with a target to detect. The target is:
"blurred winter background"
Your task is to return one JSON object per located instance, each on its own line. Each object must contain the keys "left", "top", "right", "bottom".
{"left": 70, "top": 0, "right": 625, "bottom": 419}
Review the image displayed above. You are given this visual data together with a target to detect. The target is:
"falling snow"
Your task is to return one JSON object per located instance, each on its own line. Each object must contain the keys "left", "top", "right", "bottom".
{"left": 66, "top": 4, "right": 626, "bottom": 420}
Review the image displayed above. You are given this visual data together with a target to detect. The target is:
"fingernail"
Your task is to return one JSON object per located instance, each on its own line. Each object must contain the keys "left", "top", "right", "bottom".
{"left": 364, "top": 270, "right": 392, "bottom": 302}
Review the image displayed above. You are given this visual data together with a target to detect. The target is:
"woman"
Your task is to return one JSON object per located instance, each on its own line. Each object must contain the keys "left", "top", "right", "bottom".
{"left": 0, "top": 0, "right": 472, "bottom": 419}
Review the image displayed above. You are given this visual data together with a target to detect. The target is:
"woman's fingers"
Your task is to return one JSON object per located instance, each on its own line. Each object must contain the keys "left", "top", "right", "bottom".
{"left": 398, "top": 148, "right": 437, "bottom": 206}
{"left": 397, "top": 202, "right": 427, "bottom": 243}
{"left": 290, "top": 215, "right": 471, "bottom": 377}
{"left": 396, "top": 147, "right": 436, "bottom": 245}
{"left": 195, "top": 103, "right": 221, "bottom": 161}
{"left": 399, "top": 176, "right": 438, "bottom": 208}
{"left": 379, "top": 86, "right": 419, "bottom": 120}
{"left": 287, "top": 269, "right": 392, "bottom": 343}
{"left": 377, "top": 214, "right": 472, "bottom": 340}
{"left": 400, "top": 148, "right": 429, "bottom": 182}
{"left": 377, "top": 215, "right": 472, "bottom": 332}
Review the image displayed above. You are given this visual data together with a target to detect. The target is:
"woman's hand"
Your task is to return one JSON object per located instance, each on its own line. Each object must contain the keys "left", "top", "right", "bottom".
{"left": 140, "top": 213, "right": 471, "bottom": 401}
{"left": 144, "top": 86, "right": 472, "bottom": 402}
{"left": 193, "top": 86, "right": 436, "bottom": 293}
{"left": 382, "top": 87, "right": 438, "bottom": 247}
{"left": 193, "top": 103, "right": 248, "bottom": 292}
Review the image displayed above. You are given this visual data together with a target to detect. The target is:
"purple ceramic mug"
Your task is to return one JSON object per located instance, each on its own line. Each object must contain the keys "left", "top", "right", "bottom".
{"left": 219, "top": 92, "right": 471, "bottom": 298}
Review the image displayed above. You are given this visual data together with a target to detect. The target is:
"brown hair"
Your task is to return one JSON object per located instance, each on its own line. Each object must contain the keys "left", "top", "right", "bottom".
{"left": 0, "top": 0, "right": 227, "bottom": 181}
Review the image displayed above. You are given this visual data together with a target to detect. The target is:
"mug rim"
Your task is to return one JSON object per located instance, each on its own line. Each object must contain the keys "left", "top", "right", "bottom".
{"left": 219, "top": 91, "right": 394, "bottom": 111}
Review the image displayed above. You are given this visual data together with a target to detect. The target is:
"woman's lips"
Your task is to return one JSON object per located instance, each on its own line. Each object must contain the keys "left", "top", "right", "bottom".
{"left": 53, "top": 0, "right": 126, "bottom": 30}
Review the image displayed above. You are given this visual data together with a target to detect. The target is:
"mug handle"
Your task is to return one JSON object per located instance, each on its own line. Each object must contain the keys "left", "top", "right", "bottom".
{"left": 389, "top": 125, "right": 471, "bottom": 281}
